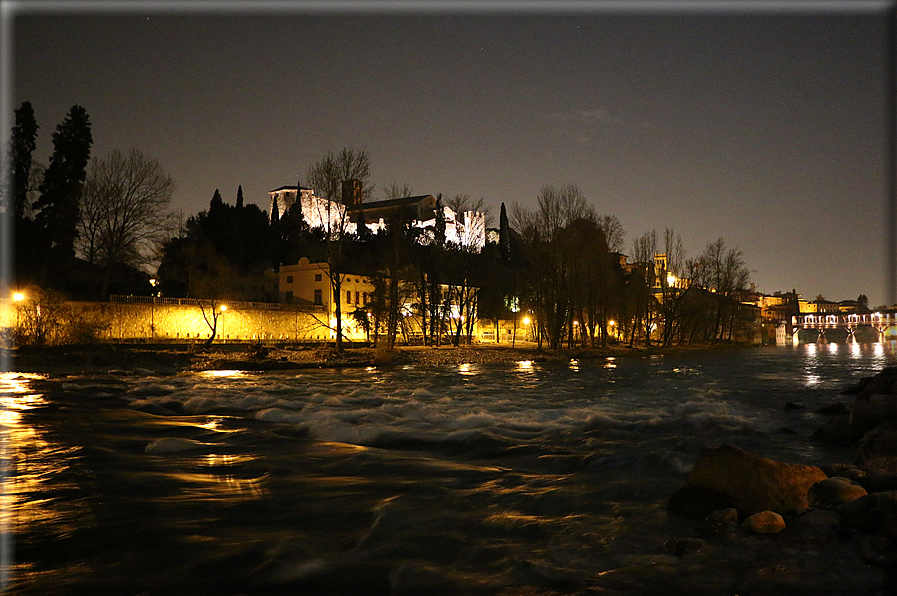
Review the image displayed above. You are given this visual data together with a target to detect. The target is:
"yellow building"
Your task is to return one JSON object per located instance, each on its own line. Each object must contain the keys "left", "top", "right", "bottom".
{"left": 236, "top": 257, "right": 374, "bottom": 341}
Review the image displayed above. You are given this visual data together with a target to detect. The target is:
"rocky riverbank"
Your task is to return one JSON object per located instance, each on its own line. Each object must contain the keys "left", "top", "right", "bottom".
{"left": 4, "top": 340, "right": 745, "bottom": 376}
{"left": 662, "top": 366, "right": 897, "bottom": 594}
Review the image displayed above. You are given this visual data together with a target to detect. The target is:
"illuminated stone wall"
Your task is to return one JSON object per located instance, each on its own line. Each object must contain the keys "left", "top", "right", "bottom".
{"left": 0, "top": 299, "right": 337, "bottom": 344}
{"left": 0, "top": 298, "right": 522, "bottom": 345}
{"left": 87, "top": 302, "right": 335, "bottom": 342}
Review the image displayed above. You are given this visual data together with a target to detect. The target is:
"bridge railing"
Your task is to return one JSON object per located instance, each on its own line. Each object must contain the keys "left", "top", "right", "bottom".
{"left": 792, "top": 312, "right": 897, "bottom": 328}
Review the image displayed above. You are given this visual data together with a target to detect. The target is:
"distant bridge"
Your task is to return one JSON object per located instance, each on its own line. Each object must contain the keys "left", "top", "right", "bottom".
{"left": 791, "top": 312, "right": 897, "bottom": 342}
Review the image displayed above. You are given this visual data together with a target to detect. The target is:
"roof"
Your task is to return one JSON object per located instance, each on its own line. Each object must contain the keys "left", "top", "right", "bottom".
{"left": 346, "top": 194, "right": 436, "bottom": 211}
{"left": 269, "top": 185, "right": 312, "bottom": 193}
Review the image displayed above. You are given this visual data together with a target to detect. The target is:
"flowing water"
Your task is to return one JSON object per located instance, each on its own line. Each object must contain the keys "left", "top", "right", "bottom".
{"left": 2, "top": 343, "right": 897, "bottom": 595}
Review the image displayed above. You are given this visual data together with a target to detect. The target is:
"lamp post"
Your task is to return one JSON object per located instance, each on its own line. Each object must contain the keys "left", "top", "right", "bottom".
{"left": 12, "top": 292, "right": 24, "bottom": 346}
{"left": 219, "top": 304, "right": 227, "bottom": 343}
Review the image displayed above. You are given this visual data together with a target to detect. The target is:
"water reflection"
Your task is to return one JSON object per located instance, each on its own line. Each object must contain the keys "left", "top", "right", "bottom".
{"left": 0, "top": 374, "right": 90, "bottom": 556}
{"left": 165, "top": 471, "right": 267, "bottom": 502}
{"left": 199, "top": 370, "right": 246, "bottom": 379}
{"left": 604, "top": 356, "right": 617, "bottom": 370}
{"left": 458, "top": 363, "right": 477, "bottom": 377}
{"left": 195, "top": 416, "right": 244, "bottom": 434}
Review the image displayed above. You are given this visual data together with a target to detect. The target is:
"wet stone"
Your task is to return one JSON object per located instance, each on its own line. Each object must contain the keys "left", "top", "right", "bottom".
{"left": 741, "top": 511, "right": 786, "bottom": 534}
{"left": 808, "top": 477, "right": 867, "bottom": 508}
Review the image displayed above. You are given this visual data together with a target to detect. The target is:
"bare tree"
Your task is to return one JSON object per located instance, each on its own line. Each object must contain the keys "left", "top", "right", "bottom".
{"left": 78, "top": 149, "right": 176, "bottom": 295}
{"left": 306, "top": 147, "right": 374, "bottom": 203}
{"left": 631, "top": 230, "right": 658, "bottom": 346}
{"left": 382, "top": 181, "right": 413, "bottom": 201}
{"left": 511, "top": 184, "right": 595, "bottom": 349}
{"left": 445, "top": 193, "right": 492, "bottom": 227}
{"left": 305, "top": 147, "right": 374, "bottom": 350}
{"left": 597, "top": 214, "right": 626, "bottom": 253}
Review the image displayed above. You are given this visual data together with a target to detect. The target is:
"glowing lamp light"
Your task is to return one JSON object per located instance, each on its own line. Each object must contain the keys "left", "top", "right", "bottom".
{"left": 219, "top": 305, "right": 227, "bottom": 312}
{"left": 12, "top": 292, "right": 24, "bottom": 302}
{"left": 523, "top": 316, "right": 530, "bottom": 325}
{"left": 667, "top": 275, "right": 677, "bottom": 286}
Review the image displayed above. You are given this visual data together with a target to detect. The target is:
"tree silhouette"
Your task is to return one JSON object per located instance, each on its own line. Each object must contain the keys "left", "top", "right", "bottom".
{"left": 78, "top": 149, "right": 176, "bottom": 296}
{"left": 33, "top": 105, "right": 92, "bottom": 280}
{"left": 9, "top": 101, "right": 39, "bottom": 220}
{"left": 8, "top": 101, "right": 42, "bottom": 284}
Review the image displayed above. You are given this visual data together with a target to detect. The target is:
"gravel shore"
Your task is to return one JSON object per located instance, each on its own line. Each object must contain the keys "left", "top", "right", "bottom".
{"left": 4, "top": 341, "right": 743, "bottom": 375}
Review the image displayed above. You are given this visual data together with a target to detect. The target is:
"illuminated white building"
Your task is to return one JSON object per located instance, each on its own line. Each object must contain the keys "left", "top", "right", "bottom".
{"left": 268, "top": 185, "right": 486, "bottom": 251}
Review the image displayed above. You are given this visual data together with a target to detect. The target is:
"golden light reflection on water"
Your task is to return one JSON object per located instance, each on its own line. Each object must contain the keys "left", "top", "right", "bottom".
{"left": 199, "top": 370, "right": 247, "bottom": 379}
{"left": 458, "top": 363, "right": 478, "bottom": 377}
{"left": 604, "top": 357, "right": 616, "bottom": 370}
{"left": 194, "top": 416, "right": 243, "bottom": 433}
{"left": 516, "top": 360, "right": 533, "bottom": 372}
{"left": 199, "top": 453, "right": 256, "bottom": 467}
{"left": 165, "top": 471, "right": 267, "bottom": 502}
{"left": 0, "top": 374, "right": 89, "bottom": 543}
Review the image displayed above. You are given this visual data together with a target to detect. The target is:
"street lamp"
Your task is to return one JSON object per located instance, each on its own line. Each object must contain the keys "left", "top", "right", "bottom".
{"left": 12, "top": 292, "right": 25, "bottom": 344}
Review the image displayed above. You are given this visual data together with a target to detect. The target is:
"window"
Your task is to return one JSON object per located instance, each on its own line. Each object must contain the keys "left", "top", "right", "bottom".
{"left": 355, "top": 291, "right": 360, "bottom": 305}
{"left": 314, "top": 289, "right": 322, "bottom": 305}
{"left": 287, "top": 276, "right": 293, "bottom": 284}
{"left": 362, "top": 292, "right": 368, "bottom": 304}
{"left": 315, "top": 273, "right": 322, "bottom": 282}
{"left": 347, "top": 290, "right": 352, "bottom": 303}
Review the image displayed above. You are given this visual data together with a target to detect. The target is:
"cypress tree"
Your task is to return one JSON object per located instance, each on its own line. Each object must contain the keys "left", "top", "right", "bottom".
{"left": 11, "top": 101, "right": 39, "bottom": 220}
{"left": 499, "top": 201, "right": 511, "bottom": 262}
{"left": 33, "top": 105, "right": 92, "bottom": 273}
{"left": 236, "top": 185, "right": 244, "bottom": 209}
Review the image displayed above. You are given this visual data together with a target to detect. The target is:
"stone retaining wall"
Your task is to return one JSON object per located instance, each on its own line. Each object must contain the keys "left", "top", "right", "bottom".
{"left": 1, "top": 299, "right": 336, "bottom": 343}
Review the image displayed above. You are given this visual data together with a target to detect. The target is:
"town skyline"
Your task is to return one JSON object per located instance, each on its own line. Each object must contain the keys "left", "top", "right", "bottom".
{"left": 8, "top": 1, "right": 894, "bottom": 306}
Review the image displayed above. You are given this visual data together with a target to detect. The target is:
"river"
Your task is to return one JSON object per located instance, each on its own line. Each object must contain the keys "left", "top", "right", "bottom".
{"left": 2, "top": 342, "right": 896, "bottom": 595}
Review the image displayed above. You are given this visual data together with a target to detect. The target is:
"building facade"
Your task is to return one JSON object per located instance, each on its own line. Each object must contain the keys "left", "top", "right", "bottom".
{"left": 268, "top": 185, "right": 487, "bottom": 251}
{"left": 236, "top": 257, "right": 373, "bottom": 341}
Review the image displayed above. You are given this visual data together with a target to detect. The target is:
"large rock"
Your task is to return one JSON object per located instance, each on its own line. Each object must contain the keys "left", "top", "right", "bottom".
{"left": 855, "top": 367, "right": 897, "bottom": 400}
{"left": 668, "top": 444, "right": 827, "bottom": 518}
{"left": 807, "top": 477, "right": 867, "bottom": 508}
{"left": 838, "top": 491, "right": 897, "bottom": 535}
{"left": 850, "top": 398, "right": 897, "bottom": 430}
{"left": 741, "top": 510, "right": 786, "bottom": 534}
{"left": 856, "top": 424, "right": 897, "bottom": 476}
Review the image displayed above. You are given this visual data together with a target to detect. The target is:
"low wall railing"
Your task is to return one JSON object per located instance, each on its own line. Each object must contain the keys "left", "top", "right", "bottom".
{"left": 109, "top": 294, "right": 326, "bottom": 313}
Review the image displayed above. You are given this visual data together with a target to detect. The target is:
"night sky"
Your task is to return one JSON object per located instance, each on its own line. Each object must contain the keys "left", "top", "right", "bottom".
{"left": 9, "top": 1, "right": 895, "bottom": 306}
